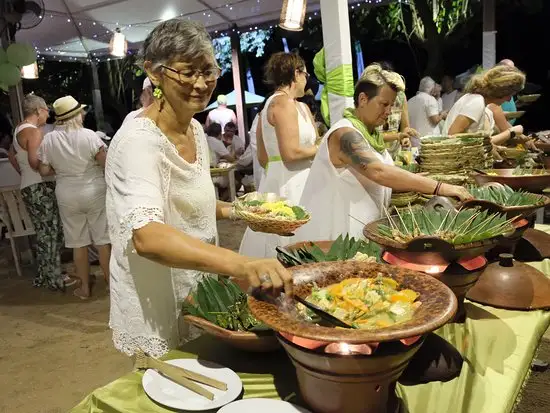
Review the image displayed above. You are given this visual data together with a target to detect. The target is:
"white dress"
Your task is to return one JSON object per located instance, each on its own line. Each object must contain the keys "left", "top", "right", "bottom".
{"left": 239, "top": 93, "right": 316, "bottom": 258}
{"left": 105, "top": 117, "right": 217, "bottom": 357}
{"left": 294, "top": 119, "right": 393, "bottom": 242}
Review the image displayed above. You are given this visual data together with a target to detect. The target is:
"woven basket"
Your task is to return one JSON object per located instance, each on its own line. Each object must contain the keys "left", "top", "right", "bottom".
{"left": 233, "top": 192, "right": 310, "bottom": 236}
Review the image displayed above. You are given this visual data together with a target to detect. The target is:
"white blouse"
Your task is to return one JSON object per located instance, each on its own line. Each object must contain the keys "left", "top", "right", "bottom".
{"left": 105, "top": 117, "right": 217, "bottom": 357}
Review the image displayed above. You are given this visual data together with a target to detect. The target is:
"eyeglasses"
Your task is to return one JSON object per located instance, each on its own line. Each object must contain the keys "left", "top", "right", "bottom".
{"left": 161, "top": 65, "right": 221, "bottom": 83}
{"left": 298, "top": 69, "right": 310, "bottom": 81}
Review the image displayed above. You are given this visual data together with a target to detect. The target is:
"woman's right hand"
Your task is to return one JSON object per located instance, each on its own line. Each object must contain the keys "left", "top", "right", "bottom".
{"left": 235, "top": 258, "right": 293, "bottom": 296}
{"left": 511, "top": 125, "right": 524, "bottom": 135}
{"left": 439, "top": 183, "right": 472, "bottom": 201}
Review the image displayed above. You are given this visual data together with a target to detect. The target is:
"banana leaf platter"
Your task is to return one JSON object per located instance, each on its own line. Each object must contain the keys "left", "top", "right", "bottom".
{"left": 363, "top": 207, "right": 516, "bottom": 263}
{"left": 459, "top": 184, "right": 550, "bottom": 219}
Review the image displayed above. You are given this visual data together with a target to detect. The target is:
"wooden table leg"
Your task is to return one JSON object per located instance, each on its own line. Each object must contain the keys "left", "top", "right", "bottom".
{"left": 228, "top": 169, "right": 236, "bottom": 201}
{"left": 0, "top": 193, "right": 22, "bottom": 277}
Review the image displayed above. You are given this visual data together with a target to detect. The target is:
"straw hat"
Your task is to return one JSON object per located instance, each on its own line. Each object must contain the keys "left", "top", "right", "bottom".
{"left": 53, "top": 96, "right": 86, "bottom": 121}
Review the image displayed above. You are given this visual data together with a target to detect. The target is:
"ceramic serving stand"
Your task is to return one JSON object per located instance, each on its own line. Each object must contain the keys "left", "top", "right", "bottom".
{"left": 248, "top": 261, "right": 457, "bottom": 413}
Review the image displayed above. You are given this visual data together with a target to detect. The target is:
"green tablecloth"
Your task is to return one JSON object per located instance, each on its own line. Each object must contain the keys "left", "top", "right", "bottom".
{"left": 72, "top": 243, "right": 550, "bottom": 413}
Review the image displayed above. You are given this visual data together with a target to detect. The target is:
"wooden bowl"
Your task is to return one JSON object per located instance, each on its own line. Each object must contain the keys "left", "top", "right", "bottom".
{"left": 183, "top": 315, "right": 281, "bottom": 352}
{"left": 535, "top": 142, "right": 550, "bottom": 154}
{"left": 248, "top": 261, "right": 457, "bottom": 344}
{"left": 363, "top": 218, "right": 510, "bottom": 263}
{"left": 472, "top": 169, "right": 550, "bottom": 193}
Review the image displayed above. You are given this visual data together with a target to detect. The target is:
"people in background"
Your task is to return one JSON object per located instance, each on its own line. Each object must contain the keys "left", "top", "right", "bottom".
{"left": 371, "top": 62, "right": 417, "bottom": 157}
{"left": 205, "top": 94, "right": 237, "bottom": 130}
{"left": 407, "top": 76, "right": 447, "bottom": 143}
{"left": 223, "top": 122, "right": 245, "bottom": 156}
{"left": 105, "top": 19, "right": 291, "bottom": 357}
{"left": 497, "top": 59, "right": 518, "bottom": 125}
{"left": 8, "top": 94, "right": 65, "bottom": 290}
{"left": 441, "top": 75, "right": 458, "bottom": 112}
{"left": 443, "top": 65, "right": 526, "bottom": 147}
{"left": 294, "top": 65, "right": 471, "bottom": 243}
{"left": 239, "top": 52, "right": 318, "bottom": 258}
{"left": 122, "top": 78, "right": 154, "bottom": 125}
{"left": 206, "top": 122, "right": 235, "bottom": 166}
{"left": 37, "top": 96, "right": 111, "bottom": 300}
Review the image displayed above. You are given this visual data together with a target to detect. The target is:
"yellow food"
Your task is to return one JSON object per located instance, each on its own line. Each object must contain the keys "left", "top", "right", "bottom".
{"left": 301, "top": 275, "right": 421, "bottom": 330}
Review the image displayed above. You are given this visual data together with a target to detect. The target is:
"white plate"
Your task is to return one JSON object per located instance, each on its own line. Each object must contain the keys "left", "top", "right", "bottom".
{"left": 218, "top": 398, "right": 312, "bottom": 413}
{"left": 142, "top": 358, "right": 242, "bottom": 411}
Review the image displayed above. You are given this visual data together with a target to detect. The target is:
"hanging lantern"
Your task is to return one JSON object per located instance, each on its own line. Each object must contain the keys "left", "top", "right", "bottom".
{"left": 109, "top": 28, "right": 127, "bottom": 57}
{"left": 279, "top": 0, "right": 306, "bottom": 31}
{"left": 21, "top": 62, "right": 39, "bottom": 79}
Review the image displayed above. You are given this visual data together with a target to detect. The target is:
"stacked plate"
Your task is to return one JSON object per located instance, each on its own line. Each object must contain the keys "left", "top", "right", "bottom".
{"left": 420, "top": 135, "right": 489, "bottom": 184}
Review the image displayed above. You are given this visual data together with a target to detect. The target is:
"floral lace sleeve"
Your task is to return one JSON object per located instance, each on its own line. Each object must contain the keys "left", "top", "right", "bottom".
{"left": 105, "top": 123, "right": 166, "bottom": 246}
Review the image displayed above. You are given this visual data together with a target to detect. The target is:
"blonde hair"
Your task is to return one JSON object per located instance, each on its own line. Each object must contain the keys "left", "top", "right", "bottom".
{"left": 55, "top": 112, "right": 84, "bottom": 131}
{"left": 466, "top": 66, "right": 525, "bottom": 99}
{"left": 354, "top": 64, "right": 405, "bottom": 106}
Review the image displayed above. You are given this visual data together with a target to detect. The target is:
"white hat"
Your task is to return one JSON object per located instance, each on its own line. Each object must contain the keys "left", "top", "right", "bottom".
{"left": 53, "top": 96, "right": 86, "bottom": 121}
{"left": 143, "top": 78, "right": 152, "bottom": 90}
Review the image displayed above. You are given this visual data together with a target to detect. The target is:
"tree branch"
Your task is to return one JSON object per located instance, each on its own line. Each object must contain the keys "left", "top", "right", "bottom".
{"left": 413, "top": 0, "right": 440, "bottom": 40}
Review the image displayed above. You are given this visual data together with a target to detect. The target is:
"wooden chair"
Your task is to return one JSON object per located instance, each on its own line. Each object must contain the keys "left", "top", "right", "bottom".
{"left": 0, "top": 187, "right": 35, "bottom": 277}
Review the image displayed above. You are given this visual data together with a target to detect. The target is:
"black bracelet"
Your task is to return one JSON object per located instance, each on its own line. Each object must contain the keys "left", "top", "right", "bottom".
{"left": 433, "top": 181, "right": 442, "bottom": 195}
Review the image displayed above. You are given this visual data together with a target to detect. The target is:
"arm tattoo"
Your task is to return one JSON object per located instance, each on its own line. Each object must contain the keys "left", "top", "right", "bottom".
{"left": 339, "top": 131, "right": 380, "bottom": 170}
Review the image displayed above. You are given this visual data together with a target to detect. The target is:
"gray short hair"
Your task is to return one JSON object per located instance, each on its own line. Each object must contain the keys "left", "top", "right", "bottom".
{"left": 22, "top": 94, "right": 47, "bottom": 118}
{"left": 418, "top": 76, "right": 436, "bottom": 94}
{"left": 139, "top": 19, "right": 215, "bottom": 71}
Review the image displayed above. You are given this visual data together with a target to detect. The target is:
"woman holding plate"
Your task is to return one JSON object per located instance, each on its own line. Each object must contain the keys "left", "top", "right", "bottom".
{"left": 105, "top": 19, "right": 291, "bottom": 358}
{"left": 295, "top": 64, "right": 471, "bottom": 243}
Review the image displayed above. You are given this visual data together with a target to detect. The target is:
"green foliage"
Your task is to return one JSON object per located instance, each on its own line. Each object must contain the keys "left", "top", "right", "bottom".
{"left": 277, "top": 234, "right": 382, "bottom": 267}
{"left": 213, "top": 29, "right": 272, "bottom": 74}
{"left": 182, "top": 276, "right": 268, "bottom": 332}
{"left": 468, "top": 185, "right": 545, "bottom": 207}
{"left": 378, "top": 206, "right": 515, "bottom": 245}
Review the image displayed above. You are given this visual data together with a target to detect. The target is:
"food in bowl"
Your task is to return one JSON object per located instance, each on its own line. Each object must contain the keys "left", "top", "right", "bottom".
{"left": 298, "top": 275, "right": 421, "bottom": 330}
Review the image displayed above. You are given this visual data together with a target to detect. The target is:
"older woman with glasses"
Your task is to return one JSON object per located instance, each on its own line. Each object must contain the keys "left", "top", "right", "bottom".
{"left": 105, "top": 19, "right": 292, "bottom": 357}
{"left": 239, "top": 52, "right": 319, "bottom": 259}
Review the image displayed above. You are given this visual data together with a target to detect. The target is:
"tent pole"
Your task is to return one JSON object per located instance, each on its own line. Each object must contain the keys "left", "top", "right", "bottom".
{"left": 320, "top": 0, "right": 354, "bottom": 126}
{"left": 482, "top": 0, "right": 496, "bottom": 70}
{"left": 230, "top": 26, "right": 249, "bottom": 145}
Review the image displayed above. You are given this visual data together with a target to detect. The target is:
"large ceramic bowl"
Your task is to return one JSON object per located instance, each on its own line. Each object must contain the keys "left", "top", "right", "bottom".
{"left": 183, "top": 315, "right": 280, "bottom": 352}
{"left": 248, "top": 261, "right": 457, "bottom": 344}
{"left": 472, "top": 169, "right": 550, "bottom": 193}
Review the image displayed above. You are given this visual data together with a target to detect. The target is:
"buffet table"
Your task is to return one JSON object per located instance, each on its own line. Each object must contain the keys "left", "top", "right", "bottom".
{"left": 72, "top": 249, "right": 550, "bottom": 413}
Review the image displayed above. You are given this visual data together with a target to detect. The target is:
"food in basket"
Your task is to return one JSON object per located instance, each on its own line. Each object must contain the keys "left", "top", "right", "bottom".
{"left": 277, "top": 234, "right": 381, "bottom": 266}
{"left": 377, "top": 206, "right": 515, "bottom": 245}
{"left": 240, "top": 200, "right": 309, "bottom": 220}
{"left": 183, "top": 277, "right": 267, "bottom": 332}
{"left": 468, "top": 184, "right": 545, "bottom": 207}
{"left": 298, "top": 275, "right": 421, "bottom": 330}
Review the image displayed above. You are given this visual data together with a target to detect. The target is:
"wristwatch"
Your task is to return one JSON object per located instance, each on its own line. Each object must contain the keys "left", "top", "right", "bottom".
{"left": 509, "top": 128, "right": 516, "bottom": 139}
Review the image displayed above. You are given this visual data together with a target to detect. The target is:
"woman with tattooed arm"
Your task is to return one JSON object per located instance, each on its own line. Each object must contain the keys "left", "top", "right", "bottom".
{"left": 295, "top": 64, "right": 471, "bottom": 242}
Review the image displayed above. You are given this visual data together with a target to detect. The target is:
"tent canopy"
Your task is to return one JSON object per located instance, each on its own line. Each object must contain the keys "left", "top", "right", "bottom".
{"left": 205, "top": 90, "right": 265, "bottom": 111}
{"left": 14, "top": 0, "right": 330, "bottom": 60}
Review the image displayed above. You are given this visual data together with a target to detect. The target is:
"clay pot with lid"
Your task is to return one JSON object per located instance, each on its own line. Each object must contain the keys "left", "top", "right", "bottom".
{"left": 466, "top": 254, "right": 550, "bottom": 310}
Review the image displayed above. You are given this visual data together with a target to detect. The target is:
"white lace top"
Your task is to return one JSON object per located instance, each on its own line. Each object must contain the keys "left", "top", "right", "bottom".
{"left": 105, "top": 117, "right": 217, "bottom": 357}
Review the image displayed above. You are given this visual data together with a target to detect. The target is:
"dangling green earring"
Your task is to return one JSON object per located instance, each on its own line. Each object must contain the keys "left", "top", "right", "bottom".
{"left": 153, "top": 87, "right": 163, "bottom": 99}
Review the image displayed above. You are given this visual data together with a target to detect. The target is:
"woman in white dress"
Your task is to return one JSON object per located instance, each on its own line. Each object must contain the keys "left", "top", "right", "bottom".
{"left": 38, "top": 96, "right": 111, "bottom": 299}
{"left": 443, "top": 65, "right": 525, "bottom": 146}
{"left": 295, "top": 65, "right": 471, "bottom": 242}
{"left": 240, "top": 53, "right": 318, "bottom": 258}
{"left": 105, "top": 19, "right": 291, "bottom": 357}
